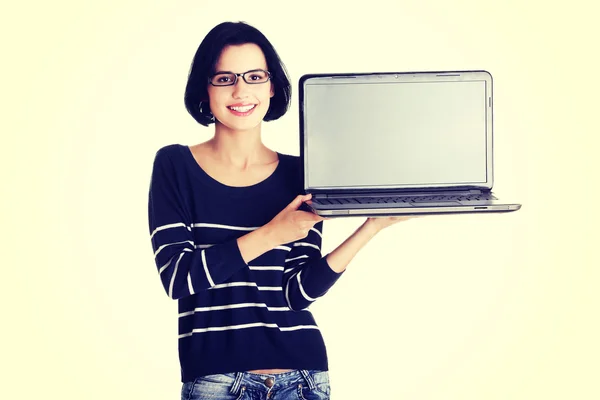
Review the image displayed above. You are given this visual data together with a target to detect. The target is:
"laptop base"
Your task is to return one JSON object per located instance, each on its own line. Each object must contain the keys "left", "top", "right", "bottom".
{"left": 306, "top": 203, "right": 521, "bottom": 218}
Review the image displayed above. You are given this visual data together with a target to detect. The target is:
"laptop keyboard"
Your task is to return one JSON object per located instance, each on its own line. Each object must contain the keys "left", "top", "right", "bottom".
{"left": 315, "top": 193, "right": 497, "bottom": 205}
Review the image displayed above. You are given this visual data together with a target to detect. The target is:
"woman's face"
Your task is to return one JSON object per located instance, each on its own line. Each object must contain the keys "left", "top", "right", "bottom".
{"left": 207, "top": 43, "right": 274, "bottom": 132}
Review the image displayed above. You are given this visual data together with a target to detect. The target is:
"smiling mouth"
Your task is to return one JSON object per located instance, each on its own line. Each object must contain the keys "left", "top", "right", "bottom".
{"left": 227, "top": 104, "right": 256, "bottom": 112}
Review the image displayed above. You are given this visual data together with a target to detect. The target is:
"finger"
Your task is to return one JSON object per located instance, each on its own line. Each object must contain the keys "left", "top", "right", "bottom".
{"left": 313, "top": 214, "right": 328, "bottom": 223}
{"left": 287, "top": 194, "right": 310, "bottom": 210}
{"left": 296, "top": 209, "right": 325, "bottom": 221}
{"left": 296, "top": 210, "right": 323, "bottom": 222}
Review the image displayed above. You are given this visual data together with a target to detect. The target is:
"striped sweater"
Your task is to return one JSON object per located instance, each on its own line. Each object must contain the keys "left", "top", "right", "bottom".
{"left": 147, "top": 144, "right": 345, "bottom": 382}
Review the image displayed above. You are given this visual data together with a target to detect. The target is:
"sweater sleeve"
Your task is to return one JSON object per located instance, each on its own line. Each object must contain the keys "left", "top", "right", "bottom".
{"left": 282, "top": 221, "right": 344, "bottom": 311}
{"left": 148, "top": 147, "right": 249, "bottom": 300}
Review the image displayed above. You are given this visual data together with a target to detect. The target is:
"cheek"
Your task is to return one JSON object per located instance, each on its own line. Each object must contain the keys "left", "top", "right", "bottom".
{"left": 261, "top": 86, "right": 274, "bottom": 102}
{"left": 207, "top": 91, "right": 227, "bottom": 111}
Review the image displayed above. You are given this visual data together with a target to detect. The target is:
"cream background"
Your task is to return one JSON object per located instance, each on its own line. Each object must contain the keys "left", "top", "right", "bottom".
{"left": 2, "top": 0, "right": 598, "bottom": 399}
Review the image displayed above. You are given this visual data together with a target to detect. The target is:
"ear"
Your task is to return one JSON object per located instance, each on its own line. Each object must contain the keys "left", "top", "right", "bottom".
{"left": 270, "top": 82, "right": 275, "bottom": 98}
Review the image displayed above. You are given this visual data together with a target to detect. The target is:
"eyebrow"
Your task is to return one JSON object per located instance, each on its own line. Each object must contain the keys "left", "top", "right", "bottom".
{"left": 212, "top": 68, "right": 265, "bottom": 75}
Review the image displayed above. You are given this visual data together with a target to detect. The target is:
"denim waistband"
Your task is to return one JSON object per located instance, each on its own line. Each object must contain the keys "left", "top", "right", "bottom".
{"left": 191, "top": 369, "right": 321, "bottom": 397}
{"left": 230, "top": 369, "right": 317, "bottom": 393}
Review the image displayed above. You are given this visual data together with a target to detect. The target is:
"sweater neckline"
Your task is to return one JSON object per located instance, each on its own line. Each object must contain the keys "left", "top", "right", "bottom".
{"left": 178, "top": 144, "right": 285, "bottom": 197}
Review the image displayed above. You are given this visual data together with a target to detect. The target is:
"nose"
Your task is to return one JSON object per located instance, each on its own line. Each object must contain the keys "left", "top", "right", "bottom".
{"left": 231, "top": 76, "right": 251, "bottom": 99}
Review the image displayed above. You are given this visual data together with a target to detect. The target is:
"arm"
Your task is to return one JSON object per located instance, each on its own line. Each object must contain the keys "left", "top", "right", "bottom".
{"left": 148, "top": 148, "right": 277, "bottom": 300}
{"left": 323, "top": 216, "right": 418, "bottom": 273}
{"left": 324, "top": 219, "right": 381, "bottom": 273}
{"left": 282, "top": 221, "right": 343, "bottom": 311}
{"left": 282, "top": 217, "right": 410, "bottom": 311}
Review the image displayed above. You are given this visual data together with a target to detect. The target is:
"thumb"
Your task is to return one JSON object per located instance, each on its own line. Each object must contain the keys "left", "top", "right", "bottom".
{"left": 287, "top": 194, "right": 311, "bottom": 210}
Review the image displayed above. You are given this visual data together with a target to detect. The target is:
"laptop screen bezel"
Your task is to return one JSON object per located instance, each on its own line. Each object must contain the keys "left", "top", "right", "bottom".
{"left": 298, "top": 70, "right": 494, "bottom": 195}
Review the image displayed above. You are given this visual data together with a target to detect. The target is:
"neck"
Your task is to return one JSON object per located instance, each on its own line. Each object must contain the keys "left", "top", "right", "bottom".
{"left": 209, "top": 122, "right": 271, "bottom": 168}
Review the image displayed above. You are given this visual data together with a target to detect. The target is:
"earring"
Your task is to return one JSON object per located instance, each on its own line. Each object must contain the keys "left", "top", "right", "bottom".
{"left": 200, "top": 102, "right": 215, "bottom": 122}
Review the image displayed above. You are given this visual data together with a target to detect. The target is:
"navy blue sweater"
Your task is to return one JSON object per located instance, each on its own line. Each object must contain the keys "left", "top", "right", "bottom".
{"left": 147, "top": 144, "right": 345, "bottom": 382}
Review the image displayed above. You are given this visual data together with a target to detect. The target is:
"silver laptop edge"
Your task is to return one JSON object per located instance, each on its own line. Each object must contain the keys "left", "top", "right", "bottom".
{"left": 298, "top": 70, "right": 521, "bottom": 217}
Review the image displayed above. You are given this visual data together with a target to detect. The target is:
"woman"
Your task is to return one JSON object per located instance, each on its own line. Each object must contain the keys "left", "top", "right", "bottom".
{"left": 148, "top": 21, "right": 413, "bottom": 400}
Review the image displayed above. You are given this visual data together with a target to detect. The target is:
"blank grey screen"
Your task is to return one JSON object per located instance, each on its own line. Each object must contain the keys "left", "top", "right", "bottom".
{"left": 304, "top": 80, "right": 488, "bottom": 188}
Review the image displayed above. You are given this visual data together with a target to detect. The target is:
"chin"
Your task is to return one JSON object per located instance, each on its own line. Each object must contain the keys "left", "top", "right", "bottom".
{"left": 216, "top": 115, "right": 266, "bottom": 132}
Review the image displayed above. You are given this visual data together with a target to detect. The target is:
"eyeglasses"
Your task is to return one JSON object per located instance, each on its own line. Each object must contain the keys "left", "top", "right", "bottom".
{"left": 208, "top": 69, "right": 271, "bottom": 86}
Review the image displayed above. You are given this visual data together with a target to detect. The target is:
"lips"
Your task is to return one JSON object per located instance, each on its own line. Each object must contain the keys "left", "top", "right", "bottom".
{"left": 228, "top": 104, "right": 256, "bottom": 112}
{"left": 227, "top": 104, "right": 257, "bottom": 116}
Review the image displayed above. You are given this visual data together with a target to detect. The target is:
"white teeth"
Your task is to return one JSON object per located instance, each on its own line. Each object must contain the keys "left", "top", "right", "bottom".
{"left": 229, "top": 105, "right": 255, "bottom": 112}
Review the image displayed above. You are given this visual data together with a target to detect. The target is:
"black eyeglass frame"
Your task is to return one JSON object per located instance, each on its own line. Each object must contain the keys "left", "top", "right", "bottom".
{"left": 208, "top": 69, "right": 272, "bottom": 86}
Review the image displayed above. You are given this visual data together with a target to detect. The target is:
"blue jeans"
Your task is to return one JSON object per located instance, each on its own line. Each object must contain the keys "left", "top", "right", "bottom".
{"left": 181, "top": 369, "right": 331, "bottom": 400}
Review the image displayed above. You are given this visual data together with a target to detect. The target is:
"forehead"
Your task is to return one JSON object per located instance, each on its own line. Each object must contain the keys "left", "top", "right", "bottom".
{"left": 214, "top": 43, "right": 268, "bottom": 72}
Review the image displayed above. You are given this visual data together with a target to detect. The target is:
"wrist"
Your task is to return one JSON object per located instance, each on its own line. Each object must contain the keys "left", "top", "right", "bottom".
{"left": 257, "top": 223, "right": 280, "bottom": 248}
{"left": 361, "top": 218, "right": 382, "bottom": 237}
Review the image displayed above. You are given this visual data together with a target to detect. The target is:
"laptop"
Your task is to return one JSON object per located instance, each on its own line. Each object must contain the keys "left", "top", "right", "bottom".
{"left": 298, "top": 70, "right": 522, "bottom": 217}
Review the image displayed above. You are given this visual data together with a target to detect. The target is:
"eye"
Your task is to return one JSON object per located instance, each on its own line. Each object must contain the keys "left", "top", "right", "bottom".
{"left": 211, "top": 73, "right": 235, "bottom": 85}
{"left": 248, "top": 71, "right": 268, "bottom": 82}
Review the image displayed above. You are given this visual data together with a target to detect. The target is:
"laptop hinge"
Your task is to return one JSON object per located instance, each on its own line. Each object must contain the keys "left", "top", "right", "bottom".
{"left": 313, "top": 189, "right": 485, "bottom": 198}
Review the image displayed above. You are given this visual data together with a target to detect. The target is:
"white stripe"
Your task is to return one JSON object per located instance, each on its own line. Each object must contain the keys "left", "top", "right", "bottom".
{"left": 285, "top": 255, "right": 309, "bottom": 263}
{"left": 210, "top": 282, "right": 257, "bottom": 289}
{"left": 285, "top": 277, "right": 292, "bottom": 309}
{"left": 187, "top": 270, "right": 195, "bottom": 295}
{"left": 150, "top": 222, "right": 188, "bottom": 240}
{"left": 154, "top": 240, "right": 194, "bottom": 258}
{"left": 201, "top": 250, "right": 215, "bottom": 287}
{"left": 293, "top": 242, "right": 320, "bottom": 251}
{"left": 182, "top": 303, "right": 264, "bottom": 314}
{"left": 168, "top": 253, "right": 185, "bottom": 298}
{"left": 192, "top": 223, "right": 258, "bottom": 231}
{"left": 310, "top": 227, "right": 322, "bottom": 238}
{"left": 284, "top": 262, "right": 306, "bottom": 274}
{"left": 279, "top": 325, "right": 319, "bottom": 331}
{"left": 195, "top": 244, "right": 214, "bottom": 249}
{"left": 274, "top": 245, "right": 292, "bottom": 251}
{"left": 178, "top": 303, "right": 291, "bottom": 316}
{"left": 258, "top": 286, "right": 283, "bottom": 291}
{"left": 208, "top": 282, "right": 282, "bottom": 291}
{"left": 180, "top": 322, "right": 278, "bottom": 336}
{"left": 178, "top": 323, "right": 319, "bottom": 338}
{"left": 284, "top": 261, "right": 306, "bottom": 274}
{"left": 158, "top": 258, "right": 172, "bottom": 274}
{"left": 249, "top": 266, "right": 285, "bottom": 271}
{"left": 297, "top": 271, "right": 317, "bottom": 302}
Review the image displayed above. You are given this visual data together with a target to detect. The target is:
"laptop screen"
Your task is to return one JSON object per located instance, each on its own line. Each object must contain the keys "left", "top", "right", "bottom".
{"left": 301, "top": 71, "right": 493, "bottom": 191}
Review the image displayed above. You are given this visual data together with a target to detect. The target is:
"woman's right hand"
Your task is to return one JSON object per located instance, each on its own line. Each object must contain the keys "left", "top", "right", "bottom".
{"left": 263, "top": 194, "right": 326, "bottom": 246}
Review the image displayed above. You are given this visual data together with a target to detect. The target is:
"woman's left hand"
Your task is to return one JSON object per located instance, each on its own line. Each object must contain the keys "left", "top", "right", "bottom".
{"left": 365, "top": 215, "right": 420, "bottom": 232}
{"left": 323, "top": 215, "right": 422, "bottom": 273}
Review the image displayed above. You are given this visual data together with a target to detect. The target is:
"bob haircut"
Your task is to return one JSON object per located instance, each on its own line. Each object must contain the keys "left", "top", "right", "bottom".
{"left": 184, "top": 21, "right": 292, "bottom": 127}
